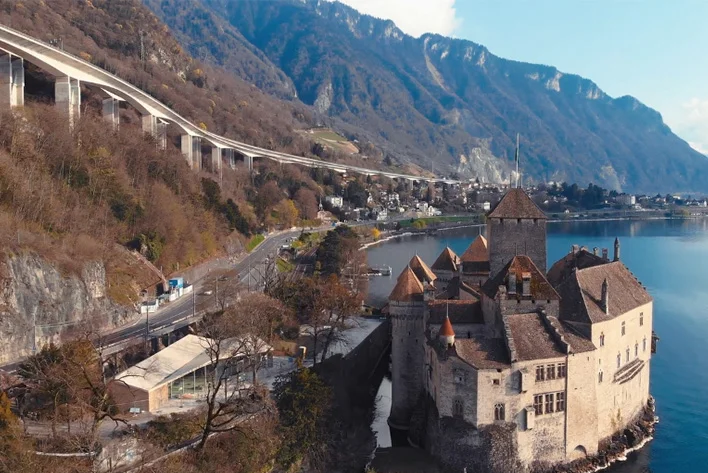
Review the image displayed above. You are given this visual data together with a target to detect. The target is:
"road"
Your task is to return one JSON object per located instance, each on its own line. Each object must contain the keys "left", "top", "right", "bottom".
{"left": 100, "top": 229, "right": 303, "bottom": 349}
{"left": 0, "top": 228, "right": 304, "bottom": 372}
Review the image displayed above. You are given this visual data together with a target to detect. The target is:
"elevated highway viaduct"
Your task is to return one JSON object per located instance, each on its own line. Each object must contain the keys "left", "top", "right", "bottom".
{"left": 0, "top": 24, "right": 460, "bottom": 187}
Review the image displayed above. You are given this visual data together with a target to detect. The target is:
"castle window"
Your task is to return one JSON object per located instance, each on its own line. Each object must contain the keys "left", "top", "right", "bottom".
{"left": 557, "top": 363, "right": 566, "bottom": 378}
{"left": 535, "top": 365, "right": 545, "bottom": 382}
{"left": 494, "top": 403, "right": 505, "bottom": 421}
{"left": 453, "top": 369, "right": 466, "bottom": 385}
{"left": 453, "top": 398, "right": 464, "bottom": 418}
{"left": 621, "top": 322, "right": 626, "bottom": 336}
{"left": 556, "top": 392, "right": 565, "bottom": 412}
{"left": 617, "top": 354, "right": 621, "bottom": 368}
{"left": 598, "top": 370, "right": 604, "bottom": 383}
{"left": 626, "top": 348, "right": 630, "bottom": 363}
{"left": 493, "top": 379, "right": 500, "bottom": 386}
{"left": 600, "top": 333, "right": 605, "bottom": 347}
{"left": 533, "top": 395, "right": 543, "bottom": 415}
{"left": 635, "top": 343, "right": 639, "bottom": 358}
{"left": 545, "top": 393, "right": 555, "bottom": 414}
{"left": 640, "top": 312, "right": 644, "bottom": 326}
{"left": 643, "top": 337, "right": 647, "bottom": 352}
{"left": 546, "top": 364, "right": 556, "bottom": 380}
{"left": 517, "top": 218, "right": 521, "bottom": 223}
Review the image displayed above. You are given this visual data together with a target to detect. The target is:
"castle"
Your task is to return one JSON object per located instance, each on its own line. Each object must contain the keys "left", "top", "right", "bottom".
{"left": 387, "top": 188, "right": 655, "bottom": 472}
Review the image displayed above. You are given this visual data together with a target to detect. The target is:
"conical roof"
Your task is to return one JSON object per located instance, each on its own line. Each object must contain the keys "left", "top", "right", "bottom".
{"left": 431, "top": 247, "right": 460, "bottom": 272}
{"left": 409, "top": 255, "right": 437, "bottom": 283}
{"left": 389, "top": 266, "right": 425, "bottom": 302}
{"left": 439, "top": 315, "right": 455, "bottom": 337}
{"left": 461, "top": 235, "right": 488, "bottom": 263}
{"left": 488, "top": 188, "right": 546, "bottom": 220}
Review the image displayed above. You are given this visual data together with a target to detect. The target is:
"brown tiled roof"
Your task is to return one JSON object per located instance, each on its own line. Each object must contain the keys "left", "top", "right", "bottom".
{"left": 551, "top": 318, "right": 597, "bottom": 353}
{"left": 431, "top": 247, "right": 460, "bottom": 272}
{"left": 461, "top": 235, "right": 488, "bottom": 263}
{"left": 428, "top": 300, "right": 483, "bottom": 325}
{"left": 409, "top": 255, "right": 437, "bottom": 283}
{"left": 557, "top": 261, "right": 652, "bottom": 324}
{"left": 389, "top": 266, "right": 425, "bottom": 302}
{"left": 454, "top": 337, "right": 510, "bottom": 369}
{"left": 439, "top": 316, "right": 455, "bottom": 337}
{"left": 488, "top": 188, "right": 547, "bottom": 220}
{"left": 507, "top": 313, "right": 566, "bottom": 361}
{"left": 482, "top": 255, "right": 560, "bottom": 301}
{"left": 547, "top": 248, "right": 606, "bottom": 286}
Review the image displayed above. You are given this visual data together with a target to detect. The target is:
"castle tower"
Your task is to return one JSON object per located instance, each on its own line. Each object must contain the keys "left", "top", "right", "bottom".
{"left": 431, "top": 247, "right": 460, "bottom": 291}
{"left": 439, "top": 312, "right": 455, "bottom": 348}
{"left": 460, "top": 234, "right": 490, "bottom": 285}
{"left": 487, "top": 188, "right": 547, "bottom": 277}
{"left": 388, "top": 266, "right": 426, "bottom": 430}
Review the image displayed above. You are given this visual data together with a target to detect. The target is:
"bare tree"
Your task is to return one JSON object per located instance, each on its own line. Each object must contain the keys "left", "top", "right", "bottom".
{"left": 317, "top": 275, "right": 363, "bottom": 363}
{"left": 194, "top": 312, "right": 272, "bottom": 450}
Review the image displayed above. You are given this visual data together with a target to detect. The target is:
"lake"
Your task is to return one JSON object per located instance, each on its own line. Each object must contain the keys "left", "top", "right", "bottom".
{"left": 366, "top": 218, "right": 708, "bottom": 473}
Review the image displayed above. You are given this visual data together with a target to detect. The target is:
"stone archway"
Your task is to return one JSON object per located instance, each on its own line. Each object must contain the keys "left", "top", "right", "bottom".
{"left": 570, "top": 445, "right": 587, "bottom": 460}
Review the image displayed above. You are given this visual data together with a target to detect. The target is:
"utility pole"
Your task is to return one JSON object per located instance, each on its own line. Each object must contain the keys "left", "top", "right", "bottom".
{"left": 192, "top": 288, "right": 196, "bottom": 318}
{"left": 145, "top": 306, "right": 150, "bottom": 352}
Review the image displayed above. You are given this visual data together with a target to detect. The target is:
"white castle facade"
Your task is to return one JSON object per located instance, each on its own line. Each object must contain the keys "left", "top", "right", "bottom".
{"left": 387, "top": 188, "right": 656, "bottom": 472}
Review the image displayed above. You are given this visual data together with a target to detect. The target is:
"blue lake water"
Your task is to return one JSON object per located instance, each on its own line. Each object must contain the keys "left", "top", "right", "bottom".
{"left": 366, "top": 219, "right": 708, "bottom": 472}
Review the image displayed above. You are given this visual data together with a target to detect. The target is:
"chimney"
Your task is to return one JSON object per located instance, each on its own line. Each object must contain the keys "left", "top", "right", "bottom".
{"left": 601, "top": 278, "right": 609, "bottom": 315}
{"left": 508, "top": 272, "right": 517, "bottom": 295}
{"left": 601, "top": 248, "right": 609, "bottom": 260}
{"left": 593, "top": 247, "right": 599, "bottom": 256}
{"left": 614, "top": 237, "right": 621, "bottom": 262}
{"left": 522, "top": 272, "right": 531, "bottom": 297}
{"left": 572, "top": 244, "right": 580, "bottom": 255}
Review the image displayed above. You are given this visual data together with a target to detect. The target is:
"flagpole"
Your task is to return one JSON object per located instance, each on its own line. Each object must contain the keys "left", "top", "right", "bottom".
{"left": 515, "top": 133, "right": 520, "bottom": 189}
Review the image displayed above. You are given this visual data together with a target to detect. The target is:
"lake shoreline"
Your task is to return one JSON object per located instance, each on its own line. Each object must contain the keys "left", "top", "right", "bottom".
{"left": 361, "top": 214, "right": 699, "bottom": 251}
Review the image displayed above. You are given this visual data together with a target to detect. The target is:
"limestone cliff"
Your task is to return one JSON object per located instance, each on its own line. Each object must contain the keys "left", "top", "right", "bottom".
{"left": 0, "top": 253, "right": 134, "bottom": 365}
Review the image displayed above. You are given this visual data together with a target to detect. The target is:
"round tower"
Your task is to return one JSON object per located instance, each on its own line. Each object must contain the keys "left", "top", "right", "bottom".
{"left": 388, "top": 266, "right": 426, "bottom": 430}
{"left": 439, "top": 314, "right": 455, "bottom": 348}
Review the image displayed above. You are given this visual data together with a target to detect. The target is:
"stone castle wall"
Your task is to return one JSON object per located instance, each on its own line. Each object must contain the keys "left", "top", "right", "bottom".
{"left": 389, "top": 301, "right": 426, "bottom": 428}
{"left": 488, "top": 217, "right": 547, "bottom": 277}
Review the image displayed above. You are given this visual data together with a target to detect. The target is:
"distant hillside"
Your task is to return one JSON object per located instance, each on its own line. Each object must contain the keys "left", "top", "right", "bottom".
{"left": 146, "top": 0, "right": 708, "bottom": 193}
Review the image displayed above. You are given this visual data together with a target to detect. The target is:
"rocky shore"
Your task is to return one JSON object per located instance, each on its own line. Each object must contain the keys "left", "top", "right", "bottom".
{"left": 536, "top": 398, "right": 658, "bottom": 473}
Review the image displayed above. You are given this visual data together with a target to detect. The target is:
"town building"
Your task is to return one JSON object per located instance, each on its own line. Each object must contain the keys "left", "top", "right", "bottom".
{"left": 387, "top": 188, "right": 655, "bottom": 472}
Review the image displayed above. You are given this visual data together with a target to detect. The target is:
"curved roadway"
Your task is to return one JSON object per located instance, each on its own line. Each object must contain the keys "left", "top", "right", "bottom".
{"left": 0, "top": 24, "right": 459, "bottom": 185}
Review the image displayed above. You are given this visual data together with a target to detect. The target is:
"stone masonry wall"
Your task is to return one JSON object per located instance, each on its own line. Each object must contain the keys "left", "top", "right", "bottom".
{"left": 488, "top": 218, "right": 547, "bottom": 277}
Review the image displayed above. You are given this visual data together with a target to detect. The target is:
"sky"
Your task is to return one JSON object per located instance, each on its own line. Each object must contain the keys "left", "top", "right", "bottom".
{"left": 336, "top": 0, "right": 708, "bottom": 154}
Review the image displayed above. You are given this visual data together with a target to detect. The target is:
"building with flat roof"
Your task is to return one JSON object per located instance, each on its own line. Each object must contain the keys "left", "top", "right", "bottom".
{"left": 109, "top": 334, "right": 271, "bottom": 413}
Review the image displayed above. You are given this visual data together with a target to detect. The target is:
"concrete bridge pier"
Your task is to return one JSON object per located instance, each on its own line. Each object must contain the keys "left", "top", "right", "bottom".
{"left": 141, "top": 115, "right": 167, "bottom": 149}
{"left": 55, "top": 76, "right": 81, "bottom": 127}
{"left": 210, "top": 145, "right": 223, "bottom": 175}
{"left": 101, "top": 97, "right": 120, "bottom": 130}
{"left": 0, "top": 52, "right": 24, "bottom": 108}
{"left": 181, "top": 134, "right": 202, "bottom": 170}
{"left": 245, "top": 154, "right": 254, "bottom": 172}
{"left": 224, "top": 148, "right": 235, "bottom": 169}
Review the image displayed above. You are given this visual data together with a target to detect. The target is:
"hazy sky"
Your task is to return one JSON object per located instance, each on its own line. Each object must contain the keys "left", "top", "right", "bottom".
{"left": 337, "top": 0, "right": 708, "bottom": 154}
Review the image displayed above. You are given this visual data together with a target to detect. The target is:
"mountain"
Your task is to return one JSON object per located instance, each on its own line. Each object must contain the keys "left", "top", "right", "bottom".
{"left": 145, "top": 0, "right": 708, "bottom": 193}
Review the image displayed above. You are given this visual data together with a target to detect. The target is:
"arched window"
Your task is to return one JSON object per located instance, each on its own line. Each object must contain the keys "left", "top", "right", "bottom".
{"left": 598, "top": 370, "right": 604, "bottom": 383}
{"left": 494, "top": 403, "right": 505, "bottom": 421}
{"left": 453, "top": 398, "right": 464, "bottom": 418}
{"left": 617, "top": 353, "right": 621, "bottom": 368}
{"left": 635, "top": 343, "right": 639, "bottom": 358}
{"left": 599, "top": 333, "right": 605, "bottom": 347}
{"left": 643, "top": 337, "right": 647, "bottom": 352}
{"left": 640, "top": 312, "right": 644, "bottom": 326}
{"left": 626, "top": 348, "right": 630, "bottom": 363}
{"left": 621, "top": 321, "right": 626, "bottom": 336}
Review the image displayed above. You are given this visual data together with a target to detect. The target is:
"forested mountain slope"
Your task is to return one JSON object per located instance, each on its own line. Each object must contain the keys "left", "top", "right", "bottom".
{"left": 148, "top": 0, "right": 708, "bottom": 193}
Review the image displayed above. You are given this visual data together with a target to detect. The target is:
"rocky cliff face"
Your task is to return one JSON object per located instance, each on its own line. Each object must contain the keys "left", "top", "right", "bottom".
{"left": 146, "top": 0, "right": 708, "bottom": 193}
{"left": 0, "top": 253, "right": 133, "bottom": 365}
